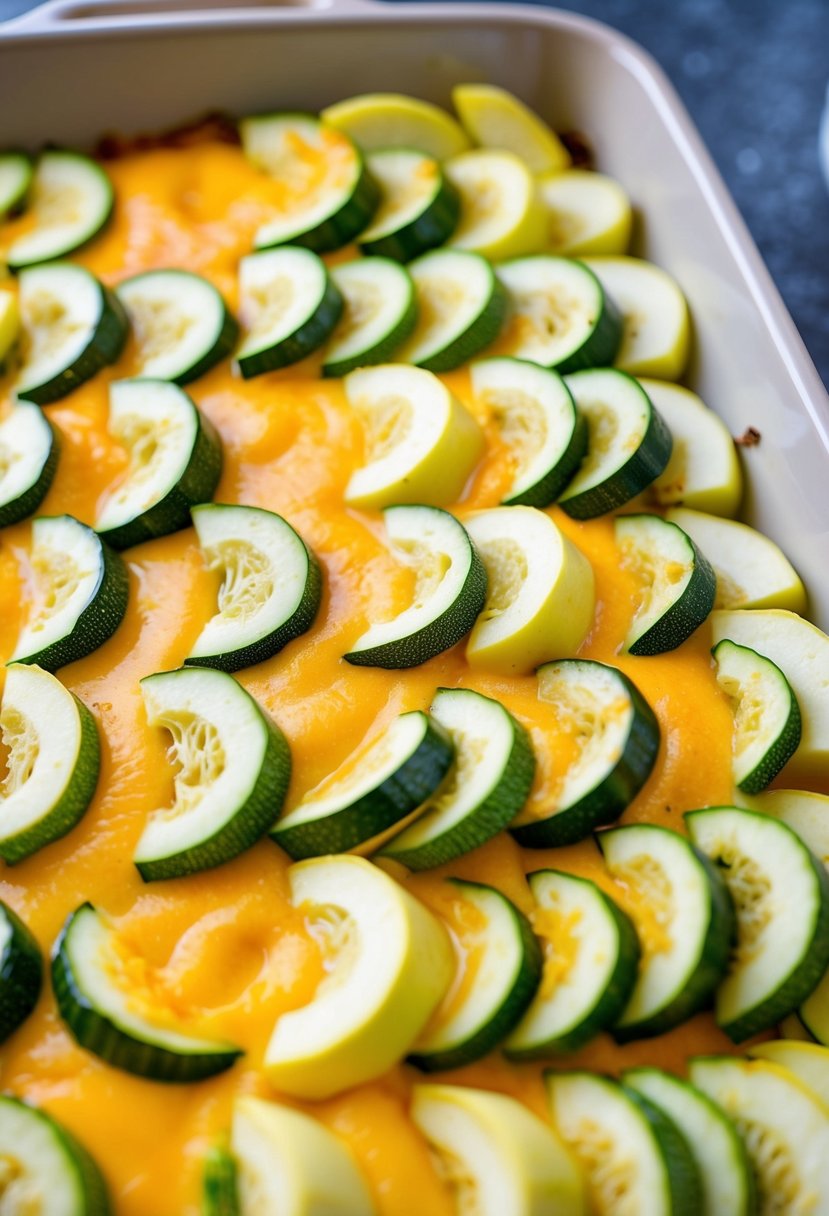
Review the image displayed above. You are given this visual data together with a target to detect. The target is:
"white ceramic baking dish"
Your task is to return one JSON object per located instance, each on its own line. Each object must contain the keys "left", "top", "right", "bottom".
{"left": 2, "top": 0, "right": 828, "bottom": 626}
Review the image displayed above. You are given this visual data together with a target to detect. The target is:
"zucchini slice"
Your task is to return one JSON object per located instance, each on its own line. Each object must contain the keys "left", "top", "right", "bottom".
{"left": 711, "top": 609, "right": 829, "bottom": 779}
{"left": 800, "top": 945, "right": 829, "bottom": 1047}
{"left": 398, "top": 249, "right": 506, "bottom": 372}
{"left": 264, "top": 854, "right": 453, "bottom": 1099}
{"left": 5, "top": 152, "right": 113, "bottom": 270}
{"left": 186, "top": 503, "right": 321, "bottom": 673}
{"left": 641, "top": 380, "right": 743, "bottom": 517}
{"left": 0, "top": 900, "right": 42, "bottom": 1042}
{"left": 52, "top": 903, "right": 243, "bottom": 1082}
{"left": 713, "top": 638, "right": 802, "bottom": 793}
{"left": 748, "top": 1040, "right": 829, "bottom": 1108}
{"left": 599, "top": 823, "right": 735, "bottom": 1041}
{"left": 546, "top": 1071, "right": 701, "bottom": 1216}
{"left": 0, "top": 151, "right": 32, "bottom": 217}
{"left": 411, "top": 1084, "right": 585, "bottom": 1215}
{"left": 667, "top": 508, "right": 807, "bottom": 613}
{"left": 505, "top": 870, "right": 639, "bottom": 1059}
{"left": 235, "top": 247, "right": 343, "bottom": 378}
{"left": 381, "top": 687, "right": 535, "bottom": 870}
{"left": 738, "top": 788, "right": 829, "bottom": 870}
{"left": 321, "top": 93, "right": 470, "bottom": 161}
{"left": 410, "top": 880, "right": 541, "bottom": 1070}
{"left": 624, "top": 1067, "right": 756, "bottom": 1216}
{"left": 94, "top": 379, "right": 222, "bottom": 551}
{"left": 241, "top": 113, "right": 379, "bottom": 254}
{"left": 116, "top": 269, "right": 238, "bottom": 386}
{"left": 270, "top": 709, "right": 453, "bottom": 859}
{"left": 690, "top": 1056, "right": 829, "bottom": 1213}
{"left": 0, "top": 1095, "right": 111, "bottom": 1215}
{"left": 582, "top": 256, "right": 691, "bottom": 381}
{"left": 231, "top": 1097, "right": 375, "bottom": 1214}
{"left": 452, "top": 84, "right": 571, "bottom": 174}
{"left": 538, "top": 168, "right": 632, "bottom": 257}
{"left": 558, "top": 370, "right": 673, "bottom": 519}
{"left": 0, "top": 400, "right": 59, "bottom": 528}
{"left": 358, "top": 149, "right": 460, "bottom": 262}
{"left": 616, "top": 513, "right": 716, "bottom": 655}
{"left": 0, "top": 665, "right": 99, "bottom": 864}
{"left": 15, "top": 263, "right": 127, "bottom": 406}
{"left": 469, "top": 357, "right": 586, "bottom": 508}
{"left": 0, "top": 288, "right": 19, "bottom": 365}
{"left": 343, "top": 364, "right": 484, "bottom": 510}
{"left": 344, "top": 505, "right": 486, "bottom": 669}
{"left": 133, "top": 667, "right": 291, "bottom": 881}
{"left": 511, "top": 659, "right": 659, "bottom": 847}
{"left": 202, "top": 1141, "right": 239, "bottom": 1216}
{"left": 496, "top": 255, "right": 622, "bottom": 374}
{"left": 686, "top": 806, "right": 829, "bottom": 1041}
{"left": 10, "top": 515, "right": 128, "bottom": 672}
{"left": 445, "top": 149, "right": 547, "bottom": 261}
{"left": 323, "top": 256, "right": 417, "bottom": 378}
{"left": 465, "top": 506, "right": 595, "bottom": 675}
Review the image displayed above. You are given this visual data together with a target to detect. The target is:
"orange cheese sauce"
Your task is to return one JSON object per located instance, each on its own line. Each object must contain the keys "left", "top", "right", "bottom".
{"left": 0, "top": 140, "right": 744, "bottom": 1214}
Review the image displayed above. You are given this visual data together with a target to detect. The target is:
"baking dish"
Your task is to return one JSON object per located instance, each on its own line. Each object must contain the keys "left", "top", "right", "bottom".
{"left": 0, "top": 0, "right": 827, "bottom": 627}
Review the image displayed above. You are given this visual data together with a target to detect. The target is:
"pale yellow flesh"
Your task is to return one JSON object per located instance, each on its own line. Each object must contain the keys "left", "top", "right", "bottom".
{"left": 452, "top": 84, "right": 571, "bottom": 173}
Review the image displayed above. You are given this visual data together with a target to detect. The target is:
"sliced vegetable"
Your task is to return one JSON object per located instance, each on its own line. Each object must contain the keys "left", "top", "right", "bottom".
{"left": 465, "top": 506, "right": 595, "bottom": 675}
{"left": 381, "top": 687, "right": 535, "bottom": 870}
{"left": 410, "top": 880, "right": 541, "bottom": 1070}
{"left": 748, "top": 1040, "right": 829, "bottom": 1108}
{"left": 690, "top": 1056, "right": 829, "bottom": 1214}
{"left": 10, "top": 514, "right": 128, "bottom": 672}
{"left": 0, "top": 400, "right": 59, "bottom": 528}
{"left": 398, "top": 248, "right": 506, "bottom": 372}
{"left": 616, "top": 513, "right": 716, "bottom": 655}
{"left": 202, "top": 1141, "right": 239, "bottom": 1216}
{"left": 264, "top": 854, "right": 453, "bottom": 1099}
{"left": 599, "top": 824, "right": 735, "bottom": 1041}
{"left": 546, "top": 1071, "right": 701, "bottom": 1216}
{"left": 445, "top": 149, "right": 546, "bottom": 261}
{"left": 5, "top": 152, "right": 113, "bottom": 270}
{"left": 738, "top": 788, "right": 829, "bottom": 870}
{"left": 52, "top": 902, "right": 243, "bottom": 1081}
{"left": 344, "top": 505, "right": 486, "bottom": 669}
{"left": 0, "top": 1095, "right": 111, "bottom": 1215}
{"left": 511, "top": 659, "right": 659, "bottom": 848}
{"left": 505, "top": 870, "right": 639, "bottom": 1058}
{"left": 582, "top": 256, "right": 690, "bottom": 380}
{"left": 186, "top": 503, "right": 321, "bottom": 673}
{"left": 686, "top": 805, "right": 829, "bottom": 1041}
{"left": 116, "top": 269, "right": 238, "bottom": 385}
{"left": 16, "top": 263, "right": 127, "bottom": 405}
{"left": 469, "top": 357, "right": 586, "bottom": 507}
{"left": 713, "top": 637, "right": 802, "bottom": 793}
{"left": 496, "top": 255, "right": 621, "bottom": 373}
{"left": 0, "top": 288, "right": 20, "bottom": 364}
{"left": 0, "top": 664, "right": 99, "bottom": 864}
{"left": 241, "top": 113, "right": 379, "bottom": 253}
{"left": 270, "top": 709, "right": 453, "bottom": 859}
{"left": 624, "top": 1067, "right": 756, "bottom": 1216}
{"left": 801, "top": 957, "right": 829, "bottom": 1046}
{"left": 235, "top": 247, "right": 343, "bottom": 378}
{"left": 411, "top": 1084, "right": 585, "bottom": 1216}
{"left": 95, "top": 379, "right": 222, "bottom": 551}
{"left": 641, "top": 380, "right": 743, "bottom": 517}
{"left": 0, "top": 900, "right": 42, "bottom": 1042}
{"left": 344, "top": 363, "right": 484, "bottom": 510}
{"left": 321, "top": 93, "right": 470, "bottom": 161}
{"left": 231, "top": 1097, "right": 375, "bottom": 1214}
{"left": 134, "top": 667, "right": 291, "bottom": 881}
{"left": 667, "top": 508, "right": 807, "bottom": 613}
{"left": 558, "top": 370, "right": 672, "bottom": 518}
{"left": 452, "top": 84, "right": 571, "bottom": 173}
{"left": 323, "top": 256, "right": 417, "bottom": 377}
{"left": 358, "top": 148, "right": 460, "bottom": 262}
{"left": 538, "top": 169, "right": 632, "bottom": 257}
{"left": 0, "top": 151, "right": 32, "bottom": 217}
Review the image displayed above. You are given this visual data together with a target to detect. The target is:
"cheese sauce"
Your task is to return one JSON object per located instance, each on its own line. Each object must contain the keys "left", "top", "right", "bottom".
{"left": 0, "top": 140, "right": 741, "bottom": 1215}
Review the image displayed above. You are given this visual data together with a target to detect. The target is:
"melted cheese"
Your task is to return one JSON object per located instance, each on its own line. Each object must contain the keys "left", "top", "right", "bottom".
{"left": 0, "top": 138, "right": 740, "bottom": 1215}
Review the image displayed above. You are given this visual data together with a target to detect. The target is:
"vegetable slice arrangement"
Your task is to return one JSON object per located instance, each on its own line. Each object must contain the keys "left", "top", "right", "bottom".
{"left": 0, "top": 83, "right": 828, "bottom": 1216}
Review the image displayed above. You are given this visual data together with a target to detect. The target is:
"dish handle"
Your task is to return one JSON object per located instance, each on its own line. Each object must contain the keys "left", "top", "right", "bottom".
{"left": 1, "top": 0, "right": 384, "bottom": 35}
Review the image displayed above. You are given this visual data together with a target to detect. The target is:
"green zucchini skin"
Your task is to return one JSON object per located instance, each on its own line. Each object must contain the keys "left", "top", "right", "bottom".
{"left": 0, "top": 416, "right": 59, "bottom": 529}
{"left": 202, "top": 1143, "right": 240, "bottom": 1216}
{"left": 0, "top": 1095, "right": 113, "bottom": 1215}
{"left": 507, "top": 410, "right": 588, "bottom": 509}
{"left": 623, "top": 519, "right": 717, "bottom": 657}
{"left": 417, "top": 276, "right": 507, "bottom": 374}
{"left": 621, "top": 1086, "right": 705, "bottom": 1216}
{"left": 0, "top": 902, "right": 42, "bottom": 1043}
{"left": 236, "top": 270, "right": 343, "bottom": 379}
{"left": 261, "top": 159, "right": 380, "bottom": 256}
{"left": 556, "top": 281, "right": 623, "bottom": 375}
{"left": 359, "top": 169, "right": 460, "bottom": 263}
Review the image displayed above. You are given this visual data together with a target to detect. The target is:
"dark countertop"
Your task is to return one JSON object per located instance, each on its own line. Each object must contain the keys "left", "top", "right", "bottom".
{"left": 1, "top": 0, "right": 827, "bottom": 387}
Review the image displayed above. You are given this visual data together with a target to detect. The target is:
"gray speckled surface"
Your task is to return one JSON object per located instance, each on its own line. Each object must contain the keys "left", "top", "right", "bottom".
{"left": 1, "top": 0, "right": 827, "bottom": 386}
